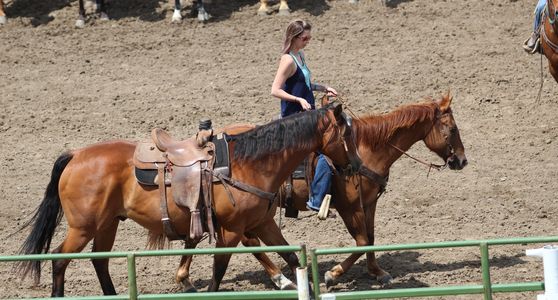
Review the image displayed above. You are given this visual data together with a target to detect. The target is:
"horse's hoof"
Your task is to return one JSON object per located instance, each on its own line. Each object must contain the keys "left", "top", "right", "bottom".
{"left": 197, "top": 11, "right": 210, "bottom": 22}
{"left": 184, "top": 287, "right": 198, "bottom": 293}
{"left": 172, "top": 10, "right": 182, "bottom": 23}
{"left": 0, "top": 16, "right": 6, "bottom": 25}
{"left": 377, "top": 274, "right": 393, "bottom": 285}
{"left": 75, "top": 19, "right": 85, "bottom": 28}
{"left": 99, "top": 12, "right": 109, "bottom": 21}
{"left": 324, "top": 271, "right": 337, "bottom": 289}
{"left": 278, "top": 8, "right": 290, "bottom": 16}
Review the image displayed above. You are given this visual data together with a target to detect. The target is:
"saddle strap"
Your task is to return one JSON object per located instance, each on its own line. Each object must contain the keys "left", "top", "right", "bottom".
{"left": 358, "top": 165, "right": 388, "bottom": 195}
{"left": 158, "top": 164, "right": 184, "bottom": 241}
{"left": 212, "top": 171, "right": 277, "bottom": 209}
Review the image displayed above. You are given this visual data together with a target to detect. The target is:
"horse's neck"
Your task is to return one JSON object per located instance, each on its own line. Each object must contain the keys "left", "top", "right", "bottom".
{"left": 357, "top": 116, "right": 433, "bottom": 174}
{"left": 231, "top": 144, "right": 318, "bottom": 192}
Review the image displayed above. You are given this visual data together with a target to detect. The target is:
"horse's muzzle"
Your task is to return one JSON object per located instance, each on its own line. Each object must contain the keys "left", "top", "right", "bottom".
{"left": 447, "top": 154, "right": 467, "bottom": 170}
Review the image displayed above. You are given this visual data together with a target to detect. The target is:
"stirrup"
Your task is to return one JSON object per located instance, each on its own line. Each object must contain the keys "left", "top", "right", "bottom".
{"left": 523, "top": 37, "right": 540, "bottom": 54}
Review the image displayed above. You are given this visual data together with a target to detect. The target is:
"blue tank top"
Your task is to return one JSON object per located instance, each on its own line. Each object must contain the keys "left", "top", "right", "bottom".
{"left": 280, "top": 53, "right": 315, "bottom": 117}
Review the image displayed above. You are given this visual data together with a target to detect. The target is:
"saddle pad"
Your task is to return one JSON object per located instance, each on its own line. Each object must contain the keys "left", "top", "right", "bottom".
{"left": 212, "top": 133, "right": 230, "bottom": 178}
{"left": 135, "top": 168, "right": 159, "bottom": 186}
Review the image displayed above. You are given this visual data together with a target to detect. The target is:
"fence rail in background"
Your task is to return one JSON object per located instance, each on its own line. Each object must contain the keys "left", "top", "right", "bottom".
{"left": 310, "top": 236, "right": 558, "bottom": 300}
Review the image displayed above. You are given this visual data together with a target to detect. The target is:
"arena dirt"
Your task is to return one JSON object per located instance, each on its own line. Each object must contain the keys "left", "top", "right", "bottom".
{"left": 1, "top": 0, "right": 557, "bottom": 299}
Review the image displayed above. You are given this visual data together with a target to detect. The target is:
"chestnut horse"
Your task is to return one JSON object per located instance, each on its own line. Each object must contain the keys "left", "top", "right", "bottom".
{"left": 176, "top": 93, "right": 467, "bottom": 291}
{"left": 541, "top": 0, "right": 558, "bottom": 82}
{"left": 15, "top": 104, "right": 361, "bottom": 297}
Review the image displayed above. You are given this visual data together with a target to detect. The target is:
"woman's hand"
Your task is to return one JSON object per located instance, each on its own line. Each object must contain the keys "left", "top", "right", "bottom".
{"left": 297, "top": 97, "right": 312, "bottom": 110}
{"left": 325, "top": 86, "right": 338, "bottom": 97}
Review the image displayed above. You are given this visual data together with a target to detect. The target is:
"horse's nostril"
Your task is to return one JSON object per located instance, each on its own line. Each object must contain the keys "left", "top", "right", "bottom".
{"left": 462, "top": 159, "right": 468, "bottom": 166}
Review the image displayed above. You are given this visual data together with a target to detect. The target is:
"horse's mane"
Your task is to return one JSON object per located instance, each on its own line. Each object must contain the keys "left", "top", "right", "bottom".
{"left": 353, "top": 100, "right": 438, "bottom": 149}
{"left": 229, "top": 108, "right": 328, "bottom": 161}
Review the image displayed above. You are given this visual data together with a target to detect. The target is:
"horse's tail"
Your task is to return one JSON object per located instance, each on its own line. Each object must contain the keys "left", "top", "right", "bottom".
{"left": 15, "top": 152, "right": 73, "bottom": 284}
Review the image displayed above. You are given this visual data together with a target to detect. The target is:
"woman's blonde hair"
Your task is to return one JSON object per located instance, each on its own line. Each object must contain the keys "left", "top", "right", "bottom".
{"left": 282, "top": 19, "right": 312, "bottom": 54}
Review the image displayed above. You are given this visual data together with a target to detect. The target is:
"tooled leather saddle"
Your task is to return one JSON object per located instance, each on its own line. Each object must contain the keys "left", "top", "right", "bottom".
{"left": 133, "top": 127, "right": 230, "bottom": 242}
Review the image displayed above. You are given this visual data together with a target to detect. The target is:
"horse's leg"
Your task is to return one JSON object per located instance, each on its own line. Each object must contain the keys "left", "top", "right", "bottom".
{"left": 171, "top": 0, "right": 182, "bottom": 22}
{"left": 207, "top": 230, "right": 242, "bottom": 292}
{"left": 0, "top": 0, "right": 6, "bottom": 25}
{"left": 76, "top": 0, "right": 86, "bottom": 28}
{"left": 196, "top": 0, "right": 210, "bottom": 22}
{"left": 175, "top": 240, "right": 198, "bottom": 293}
{"left": 51, "top": 227, "right": 95, "bottom": 297}
{"left": 95, "top": 0, "right": 109, "bottom": 21}
{"left": 278, "top": 0, "right": 290, "bottom": 15}
{"left": 91, "top": 221, "right": 119, "bottom": 295}
{"left": 258, "top": 0, "right": 272, "bottom": 16}
{"left": 252, "top": 219, "right": 300, "bottom": 274}
{"left": 241, "top": 236, "right": 297, "bottom": 290}
{"left": 324, "top": 205, "right": 368, "bottom": 288}
{"left": 363, "top": 195, "right": 392, "bottom": 285}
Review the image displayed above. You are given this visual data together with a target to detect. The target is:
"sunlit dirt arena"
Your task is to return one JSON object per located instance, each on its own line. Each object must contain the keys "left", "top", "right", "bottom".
{"left": 1, "top": 0, "right": 557, "bottom": 298}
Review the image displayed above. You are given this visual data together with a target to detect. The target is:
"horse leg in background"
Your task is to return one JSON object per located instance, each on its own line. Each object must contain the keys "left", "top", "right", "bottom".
{"left": 207, "top": 229, "right": 243, "bottom": 292}
{"left": 241, "top": 235, "right": 297, "bottom": 290}
{"left": 91, "top": 221, "right": 119, "bottom": 295}
{"left": 278, "top": 0, "right": 290, "bottom": 15}
{"left": 76, "top": 0, "right": 87, "bottom": 28}
{"left": 95, "top": 0, "right": 109, "bottom": 21}
{"left": 175, "top": 240, "right": 199, "bottom": 293}
{"left": 172, "top": 0, "right": 182, "bottom": 22}
{"left": 51, "top": 228, "right": 95, "bottom": 296}
{"left": 195, "top": 0, "right": 210, "bottom": 22}
{"left": 0, "top": 0, "right": 6, "bottom": 25}
{"left": 258, "top": 0, "right": 272, "bottom": 15}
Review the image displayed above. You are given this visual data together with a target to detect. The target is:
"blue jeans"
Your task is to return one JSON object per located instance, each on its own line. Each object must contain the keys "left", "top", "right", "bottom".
{"left": 534, "top": 0, "right": 546, "bottom": 31}
{"left": 306, "top": 154, "right": 332, "bottom": 211}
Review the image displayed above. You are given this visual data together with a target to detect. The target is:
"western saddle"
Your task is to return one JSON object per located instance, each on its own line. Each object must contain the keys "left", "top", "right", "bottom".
{"left": 133, "top": 123, "right": 218, "bottom": 242}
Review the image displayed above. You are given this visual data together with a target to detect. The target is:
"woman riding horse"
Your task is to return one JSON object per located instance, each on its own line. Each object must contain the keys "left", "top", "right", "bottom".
{"left": 174, "top": 93, "right": 468, "bottom": 292}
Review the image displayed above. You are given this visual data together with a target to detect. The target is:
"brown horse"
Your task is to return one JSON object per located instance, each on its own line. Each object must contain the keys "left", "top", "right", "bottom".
{"left": 15, "top": 104, "right": 361, "bottom": 297}
{"left": 258, "top": 0, "right": 290, "bottom": 15}
{"left": 178, "top": 93, "right": 467, "bottom": 291}
{"left": 541, "top": 0, "right": 558, "bottom": 82}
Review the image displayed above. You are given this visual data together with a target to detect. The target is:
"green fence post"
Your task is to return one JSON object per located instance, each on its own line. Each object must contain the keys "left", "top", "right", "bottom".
{"left": 299, "top": 244, "right": 307, "bottom": 267}
{"left": 310, "top": 249, "right": 321, "bottom": 300}
{"left": 480, "top": 242, "right": 493, "bottom": 300}
{"left": 127, "top": 253, "right": 138, "bottom": 300}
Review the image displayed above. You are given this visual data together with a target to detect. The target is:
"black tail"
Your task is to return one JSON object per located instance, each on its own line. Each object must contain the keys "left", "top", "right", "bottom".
{"left": 15, "top": 152, "right": 73, "bottom": 284}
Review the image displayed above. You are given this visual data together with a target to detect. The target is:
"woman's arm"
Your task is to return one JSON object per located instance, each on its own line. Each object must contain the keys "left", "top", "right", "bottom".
{"left": 312, "top": 82, "right": 338, "bottom": 96}
{"left": 271, "top": 55, "right": 312, "bottom": 110}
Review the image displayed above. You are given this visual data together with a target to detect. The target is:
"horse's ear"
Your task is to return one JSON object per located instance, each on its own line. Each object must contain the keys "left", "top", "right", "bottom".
{"left": 333, "top": 102, "right": 343, "bottom": 120}
{"left": 437, "top": 91, "right": 453, "bottom": 112}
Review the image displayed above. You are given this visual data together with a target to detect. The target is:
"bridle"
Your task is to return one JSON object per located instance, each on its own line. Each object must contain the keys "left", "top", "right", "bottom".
{"left": 542, "top": 0, "right": 558, "bottom": 53}
{"left": 320, "top": 105, "right": 363, "bottom": 174}
{"left": 390, "top": 109, "right": 456, "bottom": 173}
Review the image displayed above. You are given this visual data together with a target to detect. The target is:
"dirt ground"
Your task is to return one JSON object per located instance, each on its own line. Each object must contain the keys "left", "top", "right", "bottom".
{"left": 1, "top": 0, "right": 558, "bottom": 299}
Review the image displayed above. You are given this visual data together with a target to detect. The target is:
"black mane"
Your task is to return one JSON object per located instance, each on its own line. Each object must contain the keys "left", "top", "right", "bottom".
{"left": 229, "top": 108, "right": 329, "bottom": 162}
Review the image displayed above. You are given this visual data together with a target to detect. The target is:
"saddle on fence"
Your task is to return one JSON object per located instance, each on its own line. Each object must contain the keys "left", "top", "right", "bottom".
{"left": 133, "top": 126, "right": 230, "bottom": 242}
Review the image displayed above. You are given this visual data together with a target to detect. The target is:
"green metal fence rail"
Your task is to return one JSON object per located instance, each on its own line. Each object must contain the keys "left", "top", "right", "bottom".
{"left": 310, "top": 236, "right": 558, "bottom": 300}
{"left": 0, "top": 245, "right": 306, "bottom": 300}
